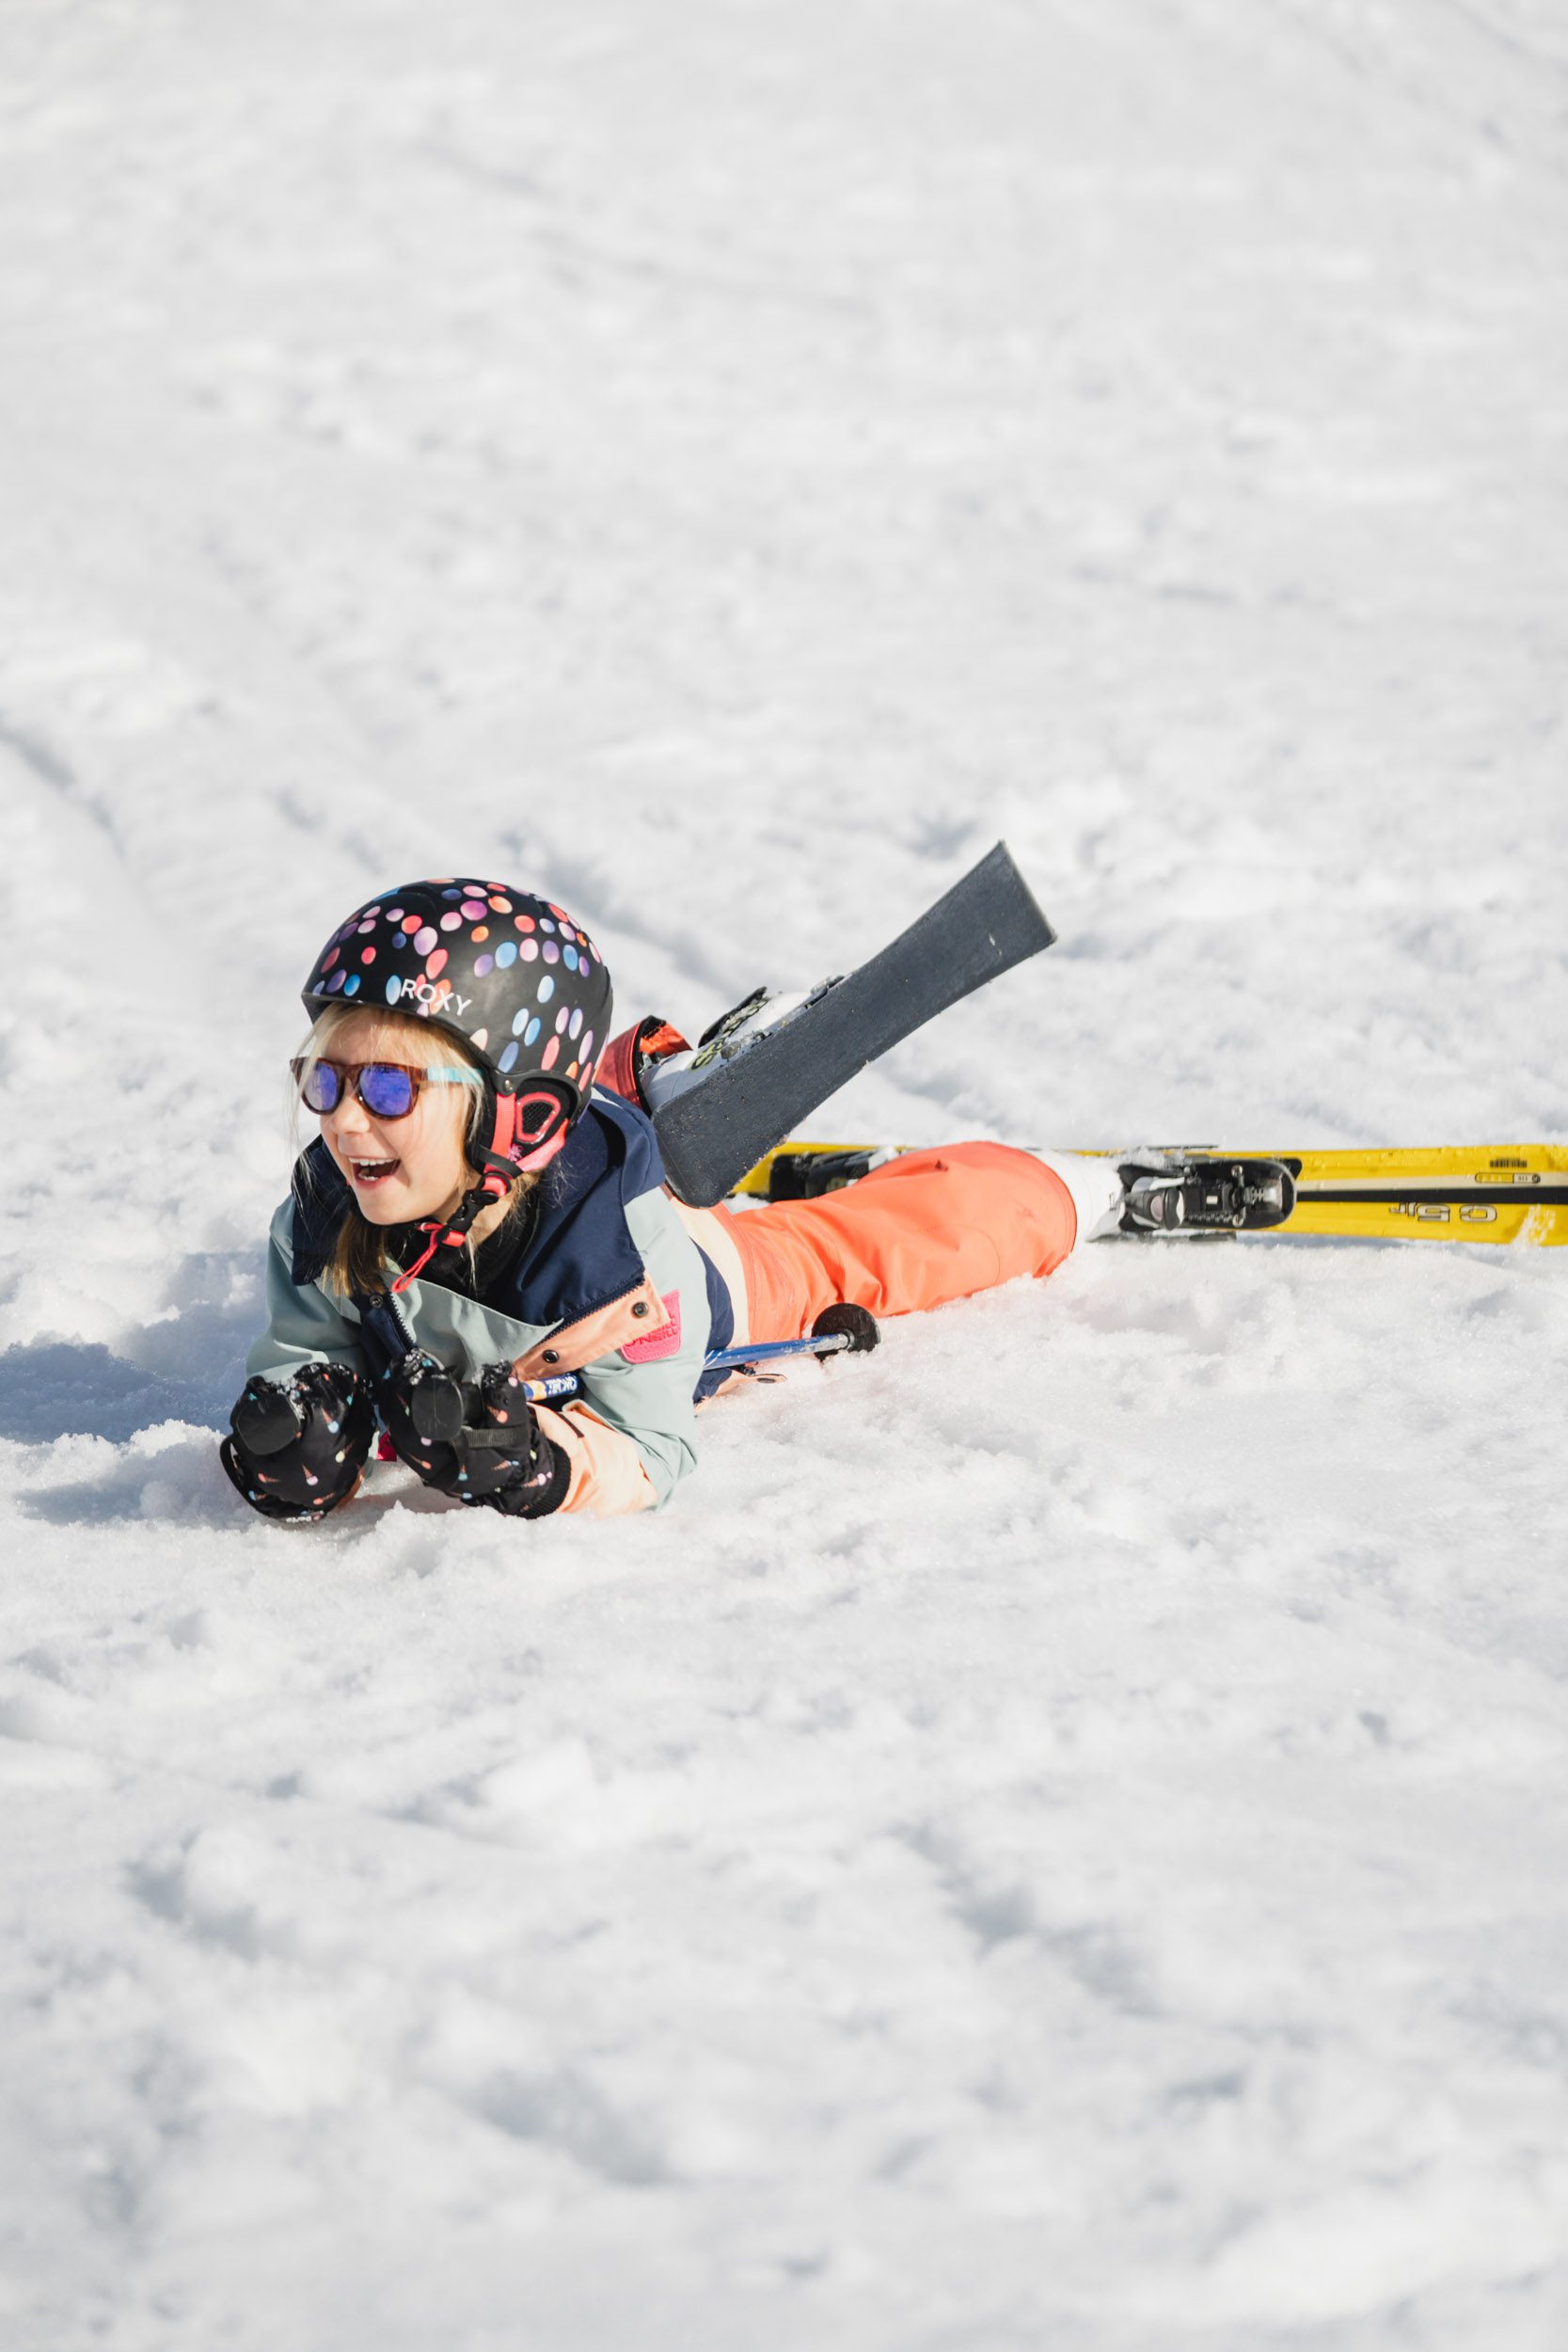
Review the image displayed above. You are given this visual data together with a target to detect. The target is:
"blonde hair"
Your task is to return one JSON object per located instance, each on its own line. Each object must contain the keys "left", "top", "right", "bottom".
{"left": 293, "top": 1003, "right": 539, "bottom": 1298}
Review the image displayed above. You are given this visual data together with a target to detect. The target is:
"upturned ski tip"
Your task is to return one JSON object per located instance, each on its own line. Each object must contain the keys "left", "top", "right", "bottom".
{"left": 988, "top": 839, "right": 1057, "bottom": 952}
{"left": 653, "top": 841, "right": 1057, "bottom": 1207}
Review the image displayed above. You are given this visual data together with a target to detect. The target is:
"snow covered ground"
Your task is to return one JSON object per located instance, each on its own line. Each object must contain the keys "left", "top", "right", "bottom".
{"left": 4, "top": 0, "right": 1568, "bottom": 2344}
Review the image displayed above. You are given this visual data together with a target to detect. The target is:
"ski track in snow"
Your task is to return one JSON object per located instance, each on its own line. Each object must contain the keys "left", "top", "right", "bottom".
{"left": 2, "top": 2, "right": 1567, "bottom": 2345}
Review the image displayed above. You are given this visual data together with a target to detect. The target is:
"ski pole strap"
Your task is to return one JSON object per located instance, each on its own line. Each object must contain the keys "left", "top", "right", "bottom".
{"left": 517, "top": 1373, "right": 587, "bottom": 1406}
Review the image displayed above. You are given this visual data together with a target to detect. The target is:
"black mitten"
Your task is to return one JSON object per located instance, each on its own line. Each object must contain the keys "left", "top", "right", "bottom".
{"left": 221, "top": 1361, "right": 374, "bottom": 1522}
{"left": 378, "top": 1353, "right": 570, "bottom": 1519}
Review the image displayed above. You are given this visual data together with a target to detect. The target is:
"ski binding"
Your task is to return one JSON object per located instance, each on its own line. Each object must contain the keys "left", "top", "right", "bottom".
{"left": 1118, "top": 1156, "right": 1297, "bottom": 1235}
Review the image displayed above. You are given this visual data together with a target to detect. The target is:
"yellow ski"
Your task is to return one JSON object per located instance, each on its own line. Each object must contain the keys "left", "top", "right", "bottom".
{"left": 731, "top": 1142, "right": 1568, "bottom": 1247}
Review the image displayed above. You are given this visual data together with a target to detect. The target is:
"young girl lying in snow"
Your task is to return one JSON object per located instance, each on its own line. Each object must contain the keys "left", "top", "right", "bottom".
{"left": 223, "top": 876, "right": 1124, "bottom": 1523}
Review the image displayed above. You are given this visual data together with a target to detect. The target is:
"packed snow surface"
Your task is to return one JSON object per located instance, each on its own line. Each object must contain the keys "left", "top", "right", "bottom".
{"left": 3, "top": 2, "right": 1568, "bottom": 2345}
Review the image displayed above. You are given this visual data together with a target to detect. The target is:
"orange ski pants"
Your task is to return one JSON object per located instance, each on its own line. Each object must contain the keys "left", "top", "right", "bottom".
{"left": 716, "top": 1145, "right": 1080, "bottom": 1343}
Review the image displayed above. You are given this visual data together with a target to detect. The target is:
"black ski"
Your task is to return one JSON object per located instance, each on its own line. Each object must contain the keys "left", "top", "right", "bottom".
{"left": 653, "top": 843, "right": 1056, "bottom": 1208}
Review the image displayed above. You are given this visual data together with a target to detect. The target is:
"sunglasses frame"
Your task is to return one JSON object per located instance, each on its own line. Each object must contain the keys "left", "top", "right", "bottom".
{"left": 291, "top": 1057, "right": 475, "bottom": 1121}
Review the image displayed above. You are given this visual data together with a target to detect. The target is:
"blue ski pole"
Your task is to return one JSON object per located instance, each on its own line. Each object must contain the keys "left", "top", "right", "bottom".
{"left": 517, "top": 1305, "right": 879, "bottom": 1406}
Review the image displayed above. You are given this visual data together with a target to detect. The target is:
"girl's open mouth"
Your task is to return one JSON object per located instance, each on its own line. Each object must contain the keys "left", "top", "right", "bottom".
{"left": 350, "top": 1157, "right": 401, "bottom": 1188}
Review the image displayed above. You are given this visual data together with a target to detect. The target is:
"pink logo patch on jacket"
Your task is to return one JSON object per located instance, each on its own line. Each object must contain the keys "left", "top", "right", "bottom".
{"left": 621, "top": 1291, "right": 682, "bottom": 1363}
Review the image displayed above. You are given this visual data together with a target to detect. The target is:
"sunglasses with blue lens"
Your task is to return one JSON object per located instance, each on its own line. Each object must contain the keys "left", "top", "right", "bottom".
{"left": 292, "top": 1057, "right": 473, "bottom": 1122}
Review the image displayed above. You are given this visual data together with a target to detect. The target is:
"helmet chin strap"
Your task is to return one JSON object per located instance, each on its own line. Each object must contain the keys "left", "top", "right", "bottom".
{"left": 388, "top": 1089, "right": 570, "bottom": 1295}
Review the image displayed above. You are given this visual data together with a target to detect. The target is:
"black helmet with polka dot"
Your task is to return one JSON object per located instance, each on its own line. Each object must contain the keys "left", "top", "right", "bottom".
{"left": 301, "top": 880, "right": 614, "bottom": 1253}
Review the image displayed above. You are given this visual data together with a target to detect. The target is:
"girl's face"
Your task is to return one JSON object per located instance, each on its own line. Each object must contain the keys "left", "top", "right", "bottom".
{"left": 309, "top": 1012, "right": 475, "bottom": 1226}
